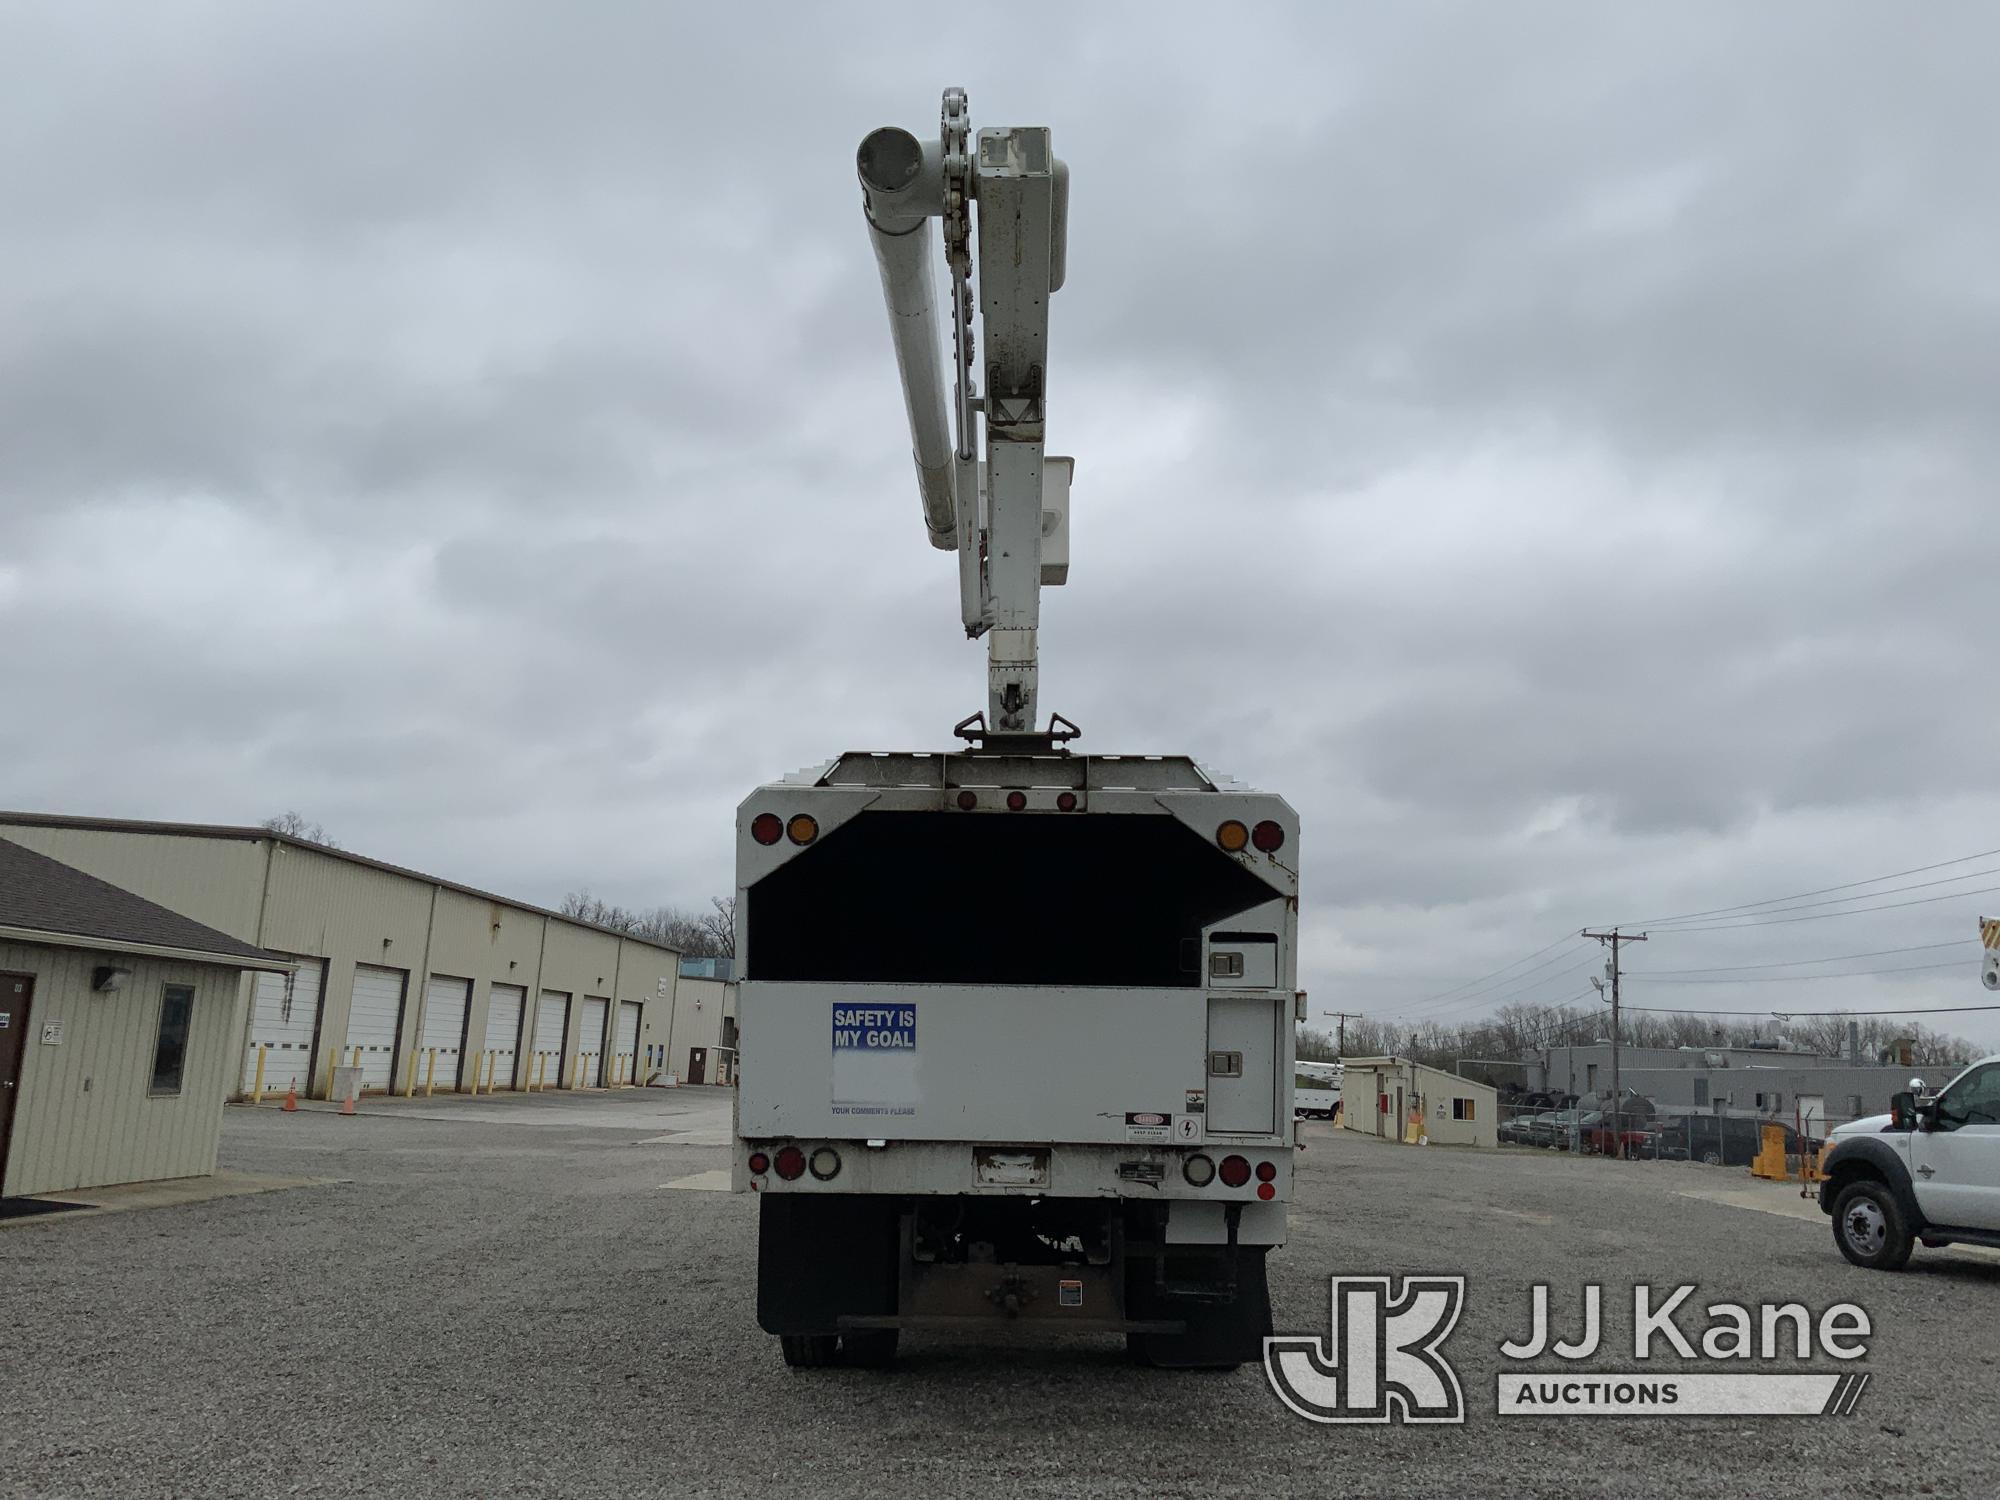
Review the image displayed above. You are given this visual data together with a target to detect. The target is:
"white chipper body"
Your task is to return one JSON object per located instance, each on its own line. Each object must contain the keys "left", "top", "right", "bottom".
{"left": 733, "top": 91, "right": 1300, "bottom": 1370}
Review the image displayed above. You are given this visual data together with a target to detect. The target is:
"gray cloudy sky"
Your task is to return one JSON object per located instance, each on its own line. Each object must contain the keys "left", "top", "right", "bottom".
{"left": 4, "top": 4, "right": 1997, "bottom": 1044}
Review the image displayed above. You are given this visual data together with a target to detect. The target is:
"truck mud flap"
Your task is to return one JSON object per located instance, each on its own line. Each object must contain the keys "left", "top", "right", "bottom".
{"left": 757, "top": 1194, "right": 900, "bottom": 1337}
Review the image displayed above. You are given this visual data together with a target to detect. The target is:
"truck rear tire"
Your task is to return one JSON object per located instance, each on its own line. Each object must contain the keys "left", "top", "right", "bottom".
{"left": 779, "top": 1334, "right": 840, "bottom": 1367}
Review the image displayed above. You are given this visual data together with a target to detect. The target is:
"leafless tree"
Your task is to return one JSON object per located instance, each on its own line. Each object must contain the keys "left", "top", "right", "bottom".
{"left": 261, "top": 811, "right": 338, "bottom": 848}
{"left": 559, "top": 890, "right": 734, "bottom": 959}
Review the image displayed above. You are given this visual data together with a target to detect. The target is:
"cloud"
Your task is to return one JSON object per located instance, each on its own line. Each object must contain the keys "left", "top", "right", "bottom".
{"left": 3, "top": 2, "right": 1996, "bottom": 1045}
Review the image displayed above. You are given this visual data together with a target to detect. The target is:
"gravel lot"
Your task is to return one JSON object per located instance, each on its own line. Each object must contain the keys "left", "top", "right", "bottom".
{"left": 1, "top": 1092, "right": 1995, "bottom": 1499}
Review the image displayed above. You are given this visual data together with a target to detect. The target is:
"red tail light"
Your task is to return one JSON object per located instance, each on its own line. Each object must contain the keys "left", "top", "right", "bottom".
{"left": 1056, "top": 791, "right": 1078, "bottom": 812}
{"left": 1218, "top": 1154, "right": 1251, "bottom": 1188}
{"left": 956, "top": 790, "right": 977, "bottom": 811}
{"left": 774, "top": 1146, "right": 807, "bottom": 1181}
{"left": 1006, "top": 790, "right": 1028, "bottom": 811}
{"left": 750, "top": 813, "right": 783, "bottom": 846}
{"left": 1252, "top": 820, "right": 1285, "bottom": 852}
{"left": 1257, "top": 1183, "right": 1276, "bottom": 1201}
{"left": 1255, "top": 1160, "right": 1277, "bottom": 1183}
{"left": 746, "top": 1151, "right": 770, "bottom": 1175}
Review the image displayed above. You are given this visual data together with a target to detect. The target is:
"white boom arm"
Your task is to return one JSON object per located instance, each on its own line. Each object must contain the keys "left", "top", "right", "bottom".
{"left": 858, "top": 89, "right": 1072, "bottom": 737}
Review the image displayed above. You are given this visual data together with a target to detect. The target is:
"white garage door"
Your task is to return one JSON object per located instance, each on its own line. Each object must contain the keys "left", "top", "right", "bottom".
{"left": 346, "top": 965, "right": 407, "bottom": 1093}
{"left": 575, "top": 996, "right": 609, "bottom": 1088}
{"left": 484, "top": 983, "right": 526, "bottom": 1090}
{"left": 613, "top": 1001, "right": 640, "bottom": 1087}
{"left": 533, "top": 991, "right": 570, "bottom": 1090}
{"left": 419, "top": 975, "right": 471, "bottom": 1090}
{"left": 238, "top": 956, "right": 324, "bottom": 1098}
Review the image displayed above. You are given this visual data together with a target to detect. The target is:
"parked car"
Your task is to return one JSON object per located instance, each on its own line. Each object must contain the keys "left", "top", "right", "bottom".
{"left": 1529, "top": 1109, "right": 1583, "bottom": 1149}
{"left": 1657, "top": 1114, "right": 1804, "bottom": 1167}
{"left": 1499, "top": 1110, "right": 1549, "bottom": 1146}
{"left": 1578, "top": 1111, "right": 1659, "bottom": 1157}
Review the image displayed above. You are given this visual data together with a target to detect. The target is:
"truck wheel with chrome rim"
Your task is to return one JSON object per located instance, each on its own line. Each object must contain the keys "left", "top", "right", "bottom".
{"left": 1830, "top": 1178, "right": 1913, "bottom": 1271}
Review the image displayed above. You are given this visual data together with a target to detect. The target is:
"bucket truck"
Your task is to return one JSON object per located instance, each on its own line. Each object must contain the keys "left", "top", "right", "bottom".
{"left": 732, "top": 89, "right": 1301, "bottom": 1370}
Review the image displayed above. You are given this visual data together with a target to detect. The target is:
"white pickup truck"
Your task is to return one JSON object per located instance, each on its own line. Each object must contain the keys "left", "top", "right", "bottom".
{"left": 1818, "top": 1052, "right": 2000, "bottom": 1269}
{"left": 732, "top": 750, "right": 1300, "bottom": 1369}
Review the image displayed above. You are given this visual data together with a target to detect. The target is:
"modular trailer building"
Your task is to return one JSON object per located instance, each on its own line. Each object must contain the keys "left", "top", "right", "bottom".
{"left": 0, "top": 813, "right": 686, "bottom": 1100}
{"left": 0, "top": 839, "right": 289, "bottom": 1198}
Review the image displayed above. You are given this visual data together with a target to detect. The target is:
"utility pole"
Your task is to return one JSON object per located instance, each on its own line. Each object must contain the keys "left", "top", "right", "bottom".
{"left": 1320, "top": 1011, "right": 1363, "bottom": 1056}
{"left": 1582, "top": 929, "right": 1646, "bottom": 1159}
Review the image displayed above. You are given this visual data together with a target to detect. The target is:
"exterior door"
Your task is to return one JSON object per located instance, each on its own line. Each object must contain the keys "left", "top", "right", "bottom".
{"left": 1911, "top": 1062, "right": 2000, "bottom": 1230}
{"left": 613, "top": 1001, "right": 639, "bottom": 1086}
{"left": 533, "top": 991, "right": 569, "bottom": 1088}
{"left": 483, "top": 984, "right": 526, "bottom": 1089}
{"left": 574, "top": 996, "right": 609, "bottom": 1088}
{"left": 688, "top": 1047, "right": 706, "bottom": 1085}
{"left": 0, "top": 973, "right": 32, "bottom": 1193}
{"left": 418, "top": 976, "right": 471, "bottom": 1090}
{"left": 346, "top": 965, "right": 407, "bottom": 1092}
{"left": 238, "top": 957, "right": 324, "bottom": 1098}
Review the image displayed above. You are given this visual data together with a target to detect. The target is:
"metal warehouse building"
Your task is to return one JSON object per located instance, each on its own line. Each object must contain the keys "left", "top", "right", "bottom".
{"left": 1, "top": 839, "right": 288, "bottom": 1198}
{"left": 0, "top": 814, "right": 685, "bottom": 1101}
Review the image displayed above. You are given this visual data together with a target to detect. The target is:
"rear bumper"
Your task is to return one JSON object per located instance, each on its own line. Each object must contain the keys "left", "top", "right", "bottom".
{"left": 735, "top": 1137, "right": 1291, "bottom": 1212}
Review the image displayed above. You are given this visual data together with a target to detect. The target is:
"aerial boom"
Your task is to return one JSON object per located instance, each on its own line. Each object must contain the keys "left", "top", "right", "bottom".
{"left": 858, "top": 89, "right": 1072, "bottom": 738}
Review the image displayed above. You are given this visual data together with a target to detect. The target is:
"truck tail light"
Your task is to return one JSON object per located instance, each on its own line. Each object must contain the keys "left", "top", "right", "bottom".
{"left": 1218, "top": 1154, "right": 1251, "bottom": 1188}
{"left": 1255, "top": 1160, "right": 1276, "bottom": 1183}
{"left": 787, "top": 814, "right": 819, "bottom": 845}
{"left": 1182, "top": 1153, "right": 1216, "bottom": 1187}
{"left": 1006, "top": 791, "right": 1027, "bottom": 811}
{"left": 1257, "top": 1183, "right": 1276, "bottom": 1201}
{"left": 774, "top": 1146, "right": 807, "bottom": 1181}
{"left": 751, "top": 813, "right": 782, "bottom": 846}
{"left": 1056, "top": 791, "right": 1078, "bottom": 812}
{"left": 957, "top": 790, "right": 978, "bottom": 811}
{"left": 1251, "top": 820, "right": 1285, "bottom": 853}
{"left": 747, "top": 1150, "right": 770, "bottom": 1175}
{"left": 808, "top": 1147, "right": 841, "bottom": 1181}
{"left": 1216, "top": 821, "right": 1249, "bottom": 852}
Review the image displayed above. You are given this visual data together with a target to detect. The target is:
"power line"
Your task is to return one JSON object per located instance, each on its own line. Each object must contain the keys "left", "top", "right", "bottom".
{"left": 1627, "top": 959, "right": 1967, "bottom": 985}
{"left": 1405, "top": 934, "right": 1587, "bottom": 1009}
{"left": 1645, "top": 866, "right": 2000, "bottom": 929}
{"left": 1629, "top": 939, "right": 1970, "bottom": 976}
{"left": 1626, "top": 845, "right": 2000, "bottom": 926}
{"left": 1619, "top": 1002, "right": 2000, "bottom": 1018}
{"left": 1645, "top": 882, "right": 2000, "bottom": 934}
{"left": 1399, "top": 952, "right": 1605, "bottom": 1020}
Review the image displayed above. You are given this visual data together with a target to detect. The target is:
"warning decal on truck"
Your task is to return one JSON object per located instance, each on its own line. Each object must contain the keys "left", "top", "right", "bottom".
{"left": 831, "top": 1004, "right": 919, "bottom": 1116}
{"left": 1125, "top": 1110, "right": 1172, "bottom": 1142}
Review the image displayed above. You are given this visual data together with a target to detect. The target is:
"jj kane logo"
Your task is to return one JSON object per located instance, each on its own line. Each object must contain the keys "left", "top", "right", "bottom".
{"left": 1266, "top": 1279, "right": 1872, "bottom": 1423}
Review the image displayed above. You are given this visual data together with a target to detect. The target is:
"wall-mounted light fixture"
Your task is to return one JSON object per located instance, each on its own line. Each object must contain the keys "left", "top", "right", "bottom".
{"left": 91, "top": 966, "right": 132, "bottom": 993}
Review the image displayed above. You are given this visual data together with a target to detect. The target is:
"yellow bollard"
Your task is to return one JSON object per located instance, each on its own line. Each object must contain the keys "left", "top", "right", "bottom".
{"left": 251, "top": 1045, "right": 268, "bottom": 1105}
{"left": 534, "top": 1052, "right": 546, "bottom": 1091}
{"left": 425, "top": 1048, "right": 437, "bottom": 1098}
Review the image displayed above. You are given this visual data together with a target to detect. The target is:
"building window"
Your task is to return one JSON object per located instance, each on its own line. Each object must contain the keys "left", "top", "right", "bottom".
{"left": 1850, "top": 1094, "right": 1864, "bottom": 1118}
{"left": 1694, "top": 1077, "right": 1709, "bottom": 1106}
{"left": 150, "top": 985, "right": 195, "bottom": 1095}
{"left": 1754, "top": 1092, "right": 1765, "bottom": 1108}
{"left": 1452, "top": 1097, "right": 1476, "bottom": 1121}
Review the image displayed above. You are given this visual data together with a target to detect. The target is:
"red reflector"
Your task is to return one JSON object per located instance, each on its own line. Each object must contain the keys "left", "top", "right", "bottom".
{"left": 746, "top": 1151, "right": 770, "bottom": 1175}
{"left": 1218, "top": 1154, "right": 1251, "bottom": 1188}
{"left": 750, "top": 813, "right": 783, "bottom": 846}
{"left": 1251, "top": 820, "right": 1285, "bottom": 853}
{"left": 1255, "top": 1160, "right": 1277, "bottom": 1183}
{"left": 1257, "top": 1182, "right": 1276, "bottom": 1201}
{"left": 1006, "top": 791, "right": 1027, "bottom": 811}
{"left": 956, "top": 790, "right": 977, "bottom": 811}
{"left": 1056, "top": 791, "right": 1078, "bottom": 812}
{"left": 774, "top": 1146, "right": 807, "bottom": 1181}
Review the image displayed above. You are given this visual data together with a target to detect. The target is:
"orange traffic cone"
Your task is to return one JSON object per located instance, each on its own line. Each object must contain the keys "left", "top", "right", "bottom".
{"left": 282, "top": 1080, "right": 298, "bottom": 1112}
{"left": 340, "top": 1089, "right": 357, "bottom": 1117}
